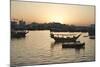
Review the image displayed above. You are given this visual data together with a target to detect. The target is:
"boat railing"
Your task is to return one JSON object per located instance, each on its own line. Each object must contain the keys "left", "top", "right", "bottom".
{"left": 50, "top": 32, "right": 81, "bottom": 38}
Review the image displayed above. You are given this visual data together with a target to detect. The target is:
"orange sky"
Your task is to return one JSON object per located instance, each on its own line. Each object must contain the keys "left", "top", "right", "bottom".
{"left": 11, "top": 1, "right": 95, "bottom": 26}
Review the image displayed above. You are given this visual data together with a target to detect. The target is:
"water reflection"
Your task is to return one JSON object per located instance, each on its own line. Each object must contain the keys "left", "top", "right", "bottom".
{"left": 51, "top": 41, "right": 85, "bottom": 59}
{"left": 11, "top": 31, "right": 95, "bottom": 66}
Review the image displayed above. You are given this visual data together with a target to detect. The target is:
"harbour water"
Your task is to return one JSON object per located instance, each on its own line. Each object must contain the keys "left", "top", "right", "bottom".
{"left": 11, "top": 30, "right": 95, "bottom": 66}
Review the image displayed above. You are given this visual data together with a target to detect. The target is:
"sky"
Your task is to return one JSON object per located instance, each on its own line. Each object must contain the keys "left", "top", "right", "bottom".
{"left": 11, "top": 1, "right": 95, "bottom": 26}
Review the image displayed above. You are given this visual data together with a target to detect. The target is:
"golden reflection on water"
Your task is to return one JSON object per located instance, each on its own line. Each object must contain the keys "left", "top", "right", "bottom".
{"left": 11, "top": 30, "right": 95, "bottom": 66}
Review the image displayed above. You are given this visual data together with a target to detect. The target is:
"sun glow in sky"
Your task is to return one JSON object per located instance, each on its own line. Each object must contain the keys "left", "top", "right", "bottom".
{"left": 11, "top": 1, "right": 95, "bottom": 26}
{"left": 49, "top": 16, "right": 64, "bottom": 24}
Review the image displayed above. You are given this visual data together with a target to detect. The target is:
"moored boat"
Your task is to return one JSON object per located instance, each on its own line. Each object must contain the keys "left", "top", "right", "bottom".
{"left": 50, "top": 33, "right": 81, "bottom": 42}
{"left": 11, "top": 30, "right": 28, "bottom": 38}
{"left": 62, "top": 41, "right": 85, "bottom": 48}
{"left": 89, "top": 36, "right": 95, "bottom": 39}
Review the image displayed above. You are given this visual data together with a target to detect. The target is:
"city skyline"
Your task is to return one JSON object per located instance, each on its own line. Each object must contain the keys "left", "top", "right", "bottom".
{"left": 11, "top": 1, "right": 95, "bottom": 26}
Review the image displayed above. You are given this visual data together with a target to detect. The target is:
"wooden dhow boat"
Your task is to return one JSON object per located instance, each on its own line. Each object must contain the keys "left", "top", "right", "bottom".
{"left": 50, "top": 33, "right": 81, "bottom": 42}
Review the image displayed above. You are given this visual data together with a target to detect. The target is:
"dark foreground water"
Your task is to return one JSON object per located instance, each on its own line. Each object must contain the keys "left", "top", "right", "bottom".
{"left": 11, "top": 30, "right": 95, "bottom": 66}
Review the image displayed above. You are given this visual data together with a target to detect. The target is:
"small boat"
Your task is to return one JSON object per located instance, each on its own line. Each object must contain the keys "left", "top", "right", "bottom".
{"left": 89, "top": 36, "right": 95, "bottom": 39}
{"left": 62, "top": 41, "right": 85, "bottom": 48}
{"left": 11, "top": 30, "right": 28, "bottom": 38}
{"left": 50, "top": 33, "right": 81, "bottom": 42}
{"left": 83, "top": 35, "right": 88, "bottom": 37}
{"left": 88, "top": 31, "right": 95, "bottom": 36}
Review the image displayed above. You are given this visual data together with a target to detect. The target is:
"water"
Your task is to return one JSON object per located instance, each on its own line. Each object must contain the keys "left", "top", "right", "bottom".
{"left": 11, "top": 30, "right": 95, "bottom": 66}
